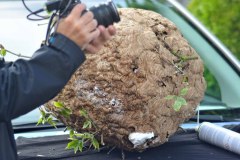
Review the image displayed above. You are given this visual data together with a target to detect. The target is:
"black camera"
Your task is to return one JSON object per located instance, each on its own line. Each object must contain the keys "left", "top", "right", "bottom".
{"left": 45, "top": 0, "right": 121, "bottom": 27}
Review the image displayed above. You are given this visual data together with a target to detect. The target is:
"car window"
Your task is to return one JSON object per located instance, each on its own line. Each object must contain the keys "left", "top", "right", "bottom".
{"left": 204, "top": 67, "right": 221, "bottom": 99}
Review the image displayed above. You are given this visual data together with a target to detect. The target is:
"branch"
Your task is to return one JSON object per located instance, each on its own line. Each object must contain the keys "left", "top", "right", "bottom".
{"left": 171, "top": 50, "right": 198, "bottom": 62}
{"left": 5, "top": 49, "right": 31, "bottom": 59}
{"left": 0, "top": 43, "right": 31, "bottom": 59}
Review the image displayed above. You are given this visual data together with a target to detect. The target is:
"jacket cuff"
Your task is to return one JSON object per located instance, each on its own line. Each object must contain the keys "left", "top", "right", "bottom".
{"left": 48, "top": 33, "right": 86, "bottom": 67}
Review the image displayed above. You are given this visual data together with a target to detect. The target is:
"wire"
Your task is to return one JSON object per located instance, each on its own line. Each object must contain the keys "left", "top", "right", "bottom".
{"left": 21, "top": 0, "right": 58, "bottom": 44}
{"left": 22, "top": 0, "right": 49, "bottom": 20}
{"left": 21, "top": 0, "right": 35, "bottom": 13}
{"left": 44, "top": 13, "right": 58, "bottom": 45}
{"left": 26, "top": 8, "right": 45, "bottom": 21}
{"left": 44, "top": 0, "right": 75, "bottom": 44}
{"left": 59, "top": 0, "right": 73, "bottom": 17}
{"left": 21, "top": 0, "right": 75, "bottom": 46}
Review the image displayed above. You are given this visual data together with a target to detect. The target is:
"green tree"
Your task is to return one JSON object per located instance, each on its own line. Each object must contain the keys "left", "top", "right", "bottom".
{"left": 188, "top": 0, "right": 240, "bottom": 99}
{"left": 188, "top": 0, "right": 240, "bottom": 60}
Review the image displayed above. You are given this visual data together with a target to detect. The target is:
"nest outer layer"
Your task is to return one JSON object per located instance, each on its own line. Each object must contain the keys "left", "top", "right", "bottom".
{"left": 46, "top": 8, "right": 206, "bottom": 152}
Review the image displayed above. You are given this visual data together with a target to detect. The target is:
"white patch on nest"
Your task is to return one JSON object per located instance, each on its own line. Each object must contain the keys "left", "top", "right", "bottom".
{"left": 109, "top": 98, "right": 120, "bottom": 106}
{"left": 75, "top": 84, "right": 108, "bottom": 106}
{"left": 109, "top": 98, "right": 123, "bottom": 113}
{"left": 128, "top": 132, "right": 154, "bottom": 148}
{"left": 76, "top": 83, "right": 123, "bottom": 112}
{"left": 94, "top": 86, "right": 107, "bottom": 96}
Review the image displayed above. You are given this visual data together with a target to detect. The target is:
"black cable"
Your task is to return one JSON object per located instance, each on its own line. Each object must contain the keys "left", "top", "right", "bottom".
{"left": 21, "top": 0, "right": 35, "bottom": 13}
{"left": 44, "top": 13, "right": 58, "bottom": 45}
{"left": 26, "top": 8, "right": 45, "bottom": 21}
{"left": 21, "top": 0, "right": 74, "bottom": 46}
{"left": 59, "top": 0, "right": 73, "bottom": 17}
{"left": 44, "top": 0, "right": 75, "bottom": 45}
{"left": 22, "top": 0, "right": 49, "bottom": 20}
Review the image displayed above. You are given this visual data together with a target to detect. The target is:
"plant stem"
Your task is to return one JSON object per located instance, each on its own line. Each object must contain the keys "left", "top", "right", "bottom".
{"left": 6, "top": 49, "right": 31, "bottom": 59}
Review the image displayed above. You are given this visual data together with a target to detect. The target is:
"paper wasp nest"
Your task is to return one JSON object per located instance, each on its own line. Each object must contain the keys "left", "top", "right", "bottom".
{"left": 46, "top": 8, "right": 205, "bottom": 151}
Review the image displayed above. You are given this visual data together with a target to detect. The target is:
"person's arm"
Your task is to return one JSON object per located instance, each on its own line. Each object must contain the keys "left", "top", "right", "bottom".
{"left": 0, "top": 3, "right": 116, "bottom": 121}
{"left": 0, "top": 33, "right": 85, "bottom": 120}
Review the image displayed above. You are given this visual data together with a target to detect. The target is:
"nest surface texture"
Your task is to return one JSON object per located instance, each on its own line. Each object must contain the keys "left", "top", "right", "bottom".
{"left": 46, "top": 8, "right": 206, "bottom": 151}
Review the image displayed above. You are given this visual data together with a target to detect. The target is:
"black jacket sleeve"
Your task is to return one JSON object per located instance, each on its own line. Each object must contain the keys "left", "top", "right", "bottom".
{"left": 0, "top": 33, "right": 85, "bottom": 121}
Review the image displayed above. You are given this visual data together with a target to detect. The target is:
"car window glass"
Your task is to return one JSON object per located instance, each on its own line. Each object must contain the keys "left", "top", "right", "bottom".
{"left": 204, "top": 66, "right": 221, "bottom": 100}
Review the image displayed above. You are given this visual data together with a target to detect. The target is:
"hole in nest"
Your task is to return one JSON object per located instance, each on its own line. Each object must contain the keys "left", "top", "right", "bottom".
{"left": 157, "top": 80, "right": 166, "bottom": 87}
{"left": 128, "top": 126, "right": 136, "bottom": 132}
{"left": 146, "top": 139, "right": 152, "bottom": 146}
{"left": 182, "top": 63, "right": 190, "bottom": 70}
{"left": 166, "top": 132, "right": 170, "bottom": 138}
{"left": 133, "top": 67, "right": 138, "bottom": 73}
{"left": 163, "top": 31, "right": 168, "bottom": 35}
{"left": 162, "top": 76, "right": 172, "bottom": 81}
{"left": 131, "top": 64, "right": 139, "bottom": 73}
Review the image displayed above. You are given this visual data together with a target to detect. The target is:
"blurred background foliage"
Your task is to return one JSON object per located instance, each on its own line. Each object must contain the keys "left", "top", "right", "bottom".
{"left": 120, "top": 0, "right": 159, "bottom": 10}
{"left": 187, "top": 0, "right": 240, "bottom": 99}
{"left": 121, "top": 0, "right": 240, "bottom": 99}
{"left": 188, "top": 0, "right": 240, "bottom": 60}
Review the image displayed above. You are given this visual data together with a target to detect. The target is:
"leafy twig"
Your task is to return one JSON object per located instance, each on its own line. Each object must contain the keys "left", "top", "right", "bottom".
{"left": 171, "top": 50, "right": 198, "bottom": 62}
{"left": 53, "top": 101, "right": 72, "bottom": 118}
{"left": 65, "top": 109, "right": 100, "bottom": 153}
{"left": 36, "top": 102, "right": 100, "bottom": 153}
{"left": 36, "top": 107, "right": 57, "bottom": 128}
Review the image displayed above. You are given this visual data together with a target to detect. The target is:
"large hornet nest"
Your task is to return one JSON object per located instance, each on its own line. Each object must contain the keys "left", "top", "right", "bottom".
{"left": 46, "top": 8, "right": 205, "bottom": 151}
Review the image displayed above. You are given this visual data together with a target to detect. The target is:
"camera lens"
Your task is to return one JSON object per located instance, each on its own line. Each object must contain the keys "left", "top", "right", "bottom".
{"left": 89, "top": 1, "right": 121, "bottom": 27}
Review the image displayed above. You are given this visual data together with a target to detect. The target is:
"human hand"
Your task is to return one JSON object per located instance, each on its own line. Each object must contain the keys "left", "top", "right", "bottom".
{"left": 56, "top": 4, "right": 100, "bottom": 49}
{"left": 85, "top": 25, "right": 117, "bottom": 53}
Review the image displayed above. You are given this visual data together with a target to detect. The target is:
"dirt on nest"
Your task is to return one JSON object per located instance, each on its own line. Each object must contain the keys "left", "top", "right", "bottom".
{"left": 45, "top": 8, "right": 206, "bottom": 151}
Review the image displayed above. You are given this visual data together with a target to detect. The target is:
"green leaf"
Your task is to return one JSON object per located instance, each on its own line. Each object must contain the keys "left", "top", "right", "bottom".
{"left": 78, "top": 140, "right": 84, "bottom": 152}
{"left": 79, "top": 109, "right": 88, "bottom": 118}
{"left": 83, "top": 133, "right": 93, "bottom": 139}
{"left": 75, "top": 133, "right": 84, "bottom": 138}
{"left": 0, "top": 49, "right": 6, "bottom": 56}
{"left": 83, "top": 120, "right": 92, "bottom": 129}
{"left": 74, "top": 146, "right": 79, "bottom": 154}
{"left": 47, "top": 116, "right": 53, "bottom": 121}
{"left": 60, "top": 108, "right": 71, "bottom": 118}
{"left": 42, "top": 118, "right": 46, "bottom": 124}
{"left": 173, "top": 97, "right": 187, "bottom": 111}
{"left": 53, "top": 101, "right": 64, "bottom": 109}
{"left": 91, "top": 138, "right": 100, "bottom": 150}
{"left": 47, "top": 117, "right": 57, "bottom": 128}
{"left": 36, "top": 116, "right": 43, "bottom": 126}
{"left": 49, "top": 121, "right": 57, "bottom": 128}
{"left": 68, "top": 137, "right": 76, "bottom": 141}
{"left": 177, "top": 97, "right": 187, "bottom": 106}
{"left": 165, "top": 95, "right": 176, "bottom": 100}
{"left": 173, "top": 100, "right": 182, "bottom": 111}
{"left": 69, "top": 129, "right": 74, "bottom": 138}
{"left": 64, "top": 107, "right": 72, "bottom": 114}
{"left": 66, "top": 139, "right": 79, "bottom": 150}
{"left": 180, "top": 87, "right": 189, "bottom": 96}
{"left": 40, "top": 109, "right": 46, "bottom": 117}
